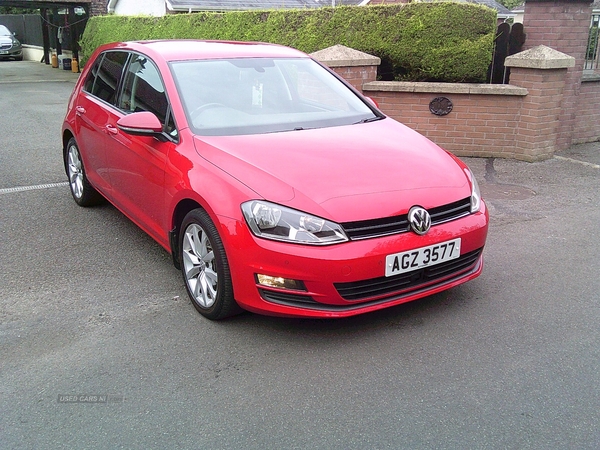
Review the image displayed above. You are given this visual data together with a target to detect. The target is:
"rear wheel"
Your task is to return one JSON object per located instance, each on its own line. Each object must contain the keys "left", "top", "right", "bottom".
{"left": 180, "top": 208, "right": 240, "bottom": 320}
{"left": 65, "top": 138, "right": 102, "bottom": 206}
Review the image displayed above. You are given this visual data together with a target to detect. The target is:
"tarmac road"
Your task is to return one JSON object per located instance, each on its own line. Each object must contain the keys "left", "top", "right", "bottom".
{"left": 1, "top": 60, "right": 599, "bottom": 449}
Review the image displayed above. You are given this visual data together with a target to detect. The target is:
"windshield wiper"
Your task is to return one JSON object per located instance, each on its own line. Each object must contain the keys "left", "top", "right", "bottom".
{"left": 355, "top": 116, "right": 384, "bottom": 124}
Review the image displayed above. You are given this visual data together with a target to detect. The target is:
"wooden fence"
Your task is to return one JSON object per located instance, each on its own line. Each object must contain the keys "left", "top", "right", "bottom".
{"left": 488, "top": 22, "right": 526, "bottom": 84}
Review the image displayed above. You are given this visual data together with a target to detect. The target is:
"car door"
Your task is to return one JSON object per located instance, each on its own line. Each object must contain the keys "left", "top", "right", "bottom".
{"left": 74, "top": 51, "right": 129, "bottom": 194}
{"left": 104, "top": 53, "right": 177, "bottom": 246}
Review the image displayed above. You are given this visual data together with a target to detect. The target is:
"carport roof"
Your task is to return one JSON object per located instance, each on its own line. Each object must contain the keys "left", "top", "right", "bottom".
{"left": 0, "top": 0, "right": 89, "bottom": 8}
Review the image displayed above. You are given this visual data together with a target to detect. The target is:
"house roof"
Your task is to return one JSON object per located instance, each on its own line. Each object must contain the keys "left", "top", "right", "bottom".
{"left": 166, "top": 0, "right": 363, "bottom": 11}
{"left": 463, "top": 0, "right": 512, "bottom": 16}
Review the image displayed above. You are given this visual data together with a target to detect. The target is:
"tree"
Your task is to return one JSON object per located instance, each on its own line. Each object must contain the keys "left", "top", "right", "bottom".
{"left": 496, "top": 0, "right": 522, "bottom": 10}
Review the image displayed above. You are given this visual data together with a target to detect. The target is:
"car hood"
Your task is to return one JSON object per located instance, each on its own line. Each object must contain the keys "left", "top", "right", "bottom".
{"left": 193, "top": 118, "right": 470, "bottom": 222}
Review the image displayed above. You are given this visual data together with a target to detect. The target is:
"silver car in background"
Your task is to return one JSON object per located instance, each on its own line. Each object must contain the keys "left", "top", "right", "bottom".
{"left": 0, "top": 25, "right": 23, "bottom": 61}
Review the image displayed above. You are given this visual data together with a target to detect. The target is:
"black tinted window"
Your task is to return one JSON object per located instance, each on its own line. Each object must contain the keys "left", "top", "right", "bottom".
{"left": 82, "top": 57, "right": 101, "bottom": 93}
{"left": 120, "top": 54, "right": 168, "bottom": 122}
{"left": 90, "top": 51, "right": 128, "bottom": 105}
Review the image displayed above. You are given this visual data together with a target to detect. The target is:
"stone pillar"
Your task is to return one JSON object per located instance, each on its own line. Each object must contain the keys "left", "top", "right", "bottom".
{"left": 310, "top": 45, "right": 380, "bottom": 92}
{"left": 506, "top": 45, "right": 575, "bottom": 161}
{"left": 523, "top": 0, "right": 593, "bottom": 150}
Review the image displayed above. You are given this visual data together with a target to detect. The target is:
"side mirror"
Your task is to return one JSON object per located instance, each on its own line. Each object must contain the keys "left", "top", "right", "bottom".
{"left": 117, "top": 111, "right": 165, "bottom": 140}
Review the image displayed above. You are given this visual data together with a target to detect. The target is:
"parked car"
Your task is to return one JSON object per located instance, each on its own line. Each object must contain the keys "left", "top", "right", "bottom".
{"left": 0, "top": 25, "right": 23, "bottom": 61}
{"left": 62, "top": 40, "right": 488, "bottom": 320}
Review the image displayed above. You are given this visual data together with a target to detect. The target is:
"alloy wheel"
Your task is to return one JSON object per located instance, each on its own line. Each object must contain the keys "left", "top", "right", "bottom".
{"left": 182, "top": 223, "right": 218, "bottom": 308}
{"left": 67, "top": 144, "right": 84, "bottom": 199}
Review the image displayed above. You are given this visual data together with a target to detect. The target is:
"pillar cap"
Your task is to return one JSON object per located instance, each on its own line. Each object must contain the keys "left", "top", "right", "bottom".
{"left": 310, "top": 45, "right": 381, "bottom": 67}
{"left": 505, "top": 45, "right": 575, "bottom": 69}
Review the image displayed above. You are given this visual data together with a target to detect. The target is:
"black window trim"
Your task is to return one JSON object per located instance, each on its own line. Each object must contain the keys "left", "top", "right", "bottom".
{"left": 84, "top": 49, "right": 180, "bottom": 144}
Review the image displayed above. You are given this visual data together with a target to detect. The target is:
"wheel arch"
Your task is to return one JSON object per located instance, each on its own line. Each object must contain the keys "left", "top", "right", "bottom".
{"left": 169, "top": 198, "right": 204, "bottom": 269}
{"left": 168, "top": 177, "right": 249, "bottom": 270}
{"left": 62, "top": 129, "right": 75, "bottom": 173}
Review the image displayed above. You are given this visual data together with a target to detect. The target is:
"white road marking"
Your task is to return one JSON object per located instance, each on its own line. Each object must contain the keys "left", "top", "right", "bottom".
{"left": 554, "top": 155, "right": 600, "bottom": 169}
{"left": 0, "top": 182, "right": 69, "bottom": 195}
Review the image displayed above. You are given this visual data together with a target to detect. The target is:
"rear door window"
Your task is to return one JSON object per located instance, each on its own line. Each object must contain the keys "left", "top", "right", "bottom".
{"left": 84, "top": 51, "right": 128, "bottom": 105}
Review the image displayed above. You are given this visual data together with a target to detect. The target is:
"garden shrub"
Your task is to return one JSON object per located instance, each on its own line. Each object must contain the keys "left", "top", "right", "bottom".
{"left": 79, "top": 3, "right": 496, "bottom": 82}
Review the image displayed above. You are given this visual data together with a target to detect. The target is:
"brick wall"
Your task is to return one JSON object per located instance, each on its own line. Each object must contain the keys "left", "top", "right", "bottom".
{"left": 89, "top": 0, "right": 107, "bottom": 16}
{"left": 362, "top": 86, "right": 527, "bottom": 160}
{"left": 327, "top": 46, "right": 576, "bottom": 162}
{"left": 523, "top": 0, "right": 593, "bottom": 151}
{"left": 509, "top": 66, "right": 569, "bottom": 160}
{"left": 333, "top": 66, "right": 378, "bottom": 93}
{"left": 574, "top": 78, "right": 600, "bottom": 143}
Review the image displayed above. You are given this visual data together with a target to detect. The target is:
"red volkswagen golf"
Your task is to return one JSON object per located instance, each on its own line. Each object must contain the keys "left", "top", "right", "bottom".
{"left": 62, "top": 40, "right": 488, "bottom": 320}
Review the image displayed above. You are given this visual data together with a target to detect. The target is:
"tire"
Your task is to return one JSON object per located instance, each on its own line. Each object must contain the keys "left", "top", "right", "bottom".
{"left": 65, "top": 137, "right": 102, "bottom": 206}
{"left": 180, "top": 208, "right": 241, "bottom": 320}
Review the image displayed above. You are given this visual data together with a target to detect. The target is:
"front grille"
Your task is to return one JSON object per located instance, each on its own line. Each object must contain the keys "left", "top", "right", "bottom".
{"left": 0, "top": 43, "right": 12, "bottom": 50}
{"left": 341, "top": 197, "right": 471, "bottom": 240}
{"left": 341, "top": 215, "right": 410, "bottom": 240}
{"left": 429, "top": 197, "right": 472, "bottom": 225}
{"left": 334, "top": 248, "right": 482, "bottom": 301}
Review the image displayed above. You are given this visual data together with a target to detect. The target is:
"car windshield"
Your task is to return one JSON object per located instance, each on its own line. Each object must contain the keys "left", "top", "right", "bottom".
{"left": 170, "top": 57, "right": 379, "bottom": 136}
{"left": 0, "top": 25, "right": 12, "bottom": 36}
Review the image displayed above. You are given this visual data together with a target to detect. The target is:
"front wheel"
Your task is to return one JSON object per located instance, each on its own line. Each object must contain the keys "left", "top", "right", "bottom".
{"left": 180, "top": 208, "right": 240, "bottom": 320}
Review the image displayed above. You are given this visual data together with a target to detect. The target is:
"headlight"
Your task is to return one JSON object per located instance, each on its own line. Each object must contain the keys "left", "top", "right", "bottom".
{"left": 241, "top": 200, "right": 348, "bottom": 245}
{"left": 465, "top": 168, "right": 481, "bottom": 213}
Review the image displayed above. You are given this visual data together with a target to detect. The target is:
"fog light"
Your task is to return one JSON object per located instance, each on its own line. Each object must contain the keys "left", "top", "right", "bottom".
{"left": 256, "top": 274, "right": 305, "bottom": 291}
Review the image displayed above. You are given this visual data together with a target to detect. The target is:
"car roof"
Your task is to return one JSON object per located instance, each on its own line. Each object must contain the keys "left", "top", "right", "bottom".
{"left": 0, "top": 25, "right": 11, "bottom": 35}
{"left": 101, "top": 40, "right": 310, "bottom": 62}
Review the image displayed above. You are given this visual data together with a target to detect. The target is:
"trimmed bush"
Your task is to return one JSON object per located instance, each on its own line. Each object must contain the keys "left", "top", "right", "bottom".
{"left": 79, "top": 3, "right": 496, "bottom": 82}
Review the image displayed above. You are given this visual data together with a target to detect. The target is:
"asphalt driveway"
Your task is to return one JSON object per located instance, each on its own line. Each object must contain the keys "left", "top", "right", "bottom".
{"left": 1, "top": 60, "right": 599, "bottom": 449}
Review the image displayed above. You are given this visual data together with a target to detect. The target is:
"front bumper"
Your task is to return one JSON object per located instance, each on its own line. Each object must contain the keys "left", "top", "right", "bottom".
{"left": 0, "top": 47, "right": 22, "bottom": 59}
{"left": 220, "top": 202, "right": 489, "bottom": 318}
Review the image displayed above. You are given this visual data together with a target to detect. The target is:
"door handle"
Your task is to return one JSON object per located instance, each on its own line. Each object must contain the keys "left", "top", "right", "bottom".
{"left": 104, "top": 124, "right": 118, "bottom": 135}
{"left": 75, "top": 106, "right": 86, "bottom": 115}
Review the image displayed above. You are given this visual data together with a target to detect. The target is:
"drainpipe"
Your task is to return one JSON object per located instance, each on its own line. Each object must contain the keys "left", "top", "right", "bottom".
{"left": 107, "top": 0, "right": 118, "bottom": 14}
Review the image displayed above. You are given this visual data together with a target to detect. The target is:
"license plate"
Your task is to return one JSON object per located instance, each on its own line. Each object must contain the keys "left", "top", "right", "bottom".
{"left": 0, "top": 51, "right": 8, "bottom": 55}
{"left": 385, "top": 238, "right": 461, "bottom": 277}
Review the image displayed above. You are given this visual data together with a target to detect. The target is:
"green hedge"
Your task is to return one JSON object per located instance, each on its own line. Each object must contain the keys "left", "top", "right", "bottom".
{"left": 79, "top": 3, "right": 496, "bottom": 82}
